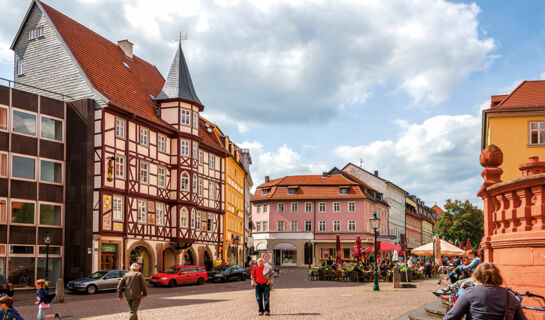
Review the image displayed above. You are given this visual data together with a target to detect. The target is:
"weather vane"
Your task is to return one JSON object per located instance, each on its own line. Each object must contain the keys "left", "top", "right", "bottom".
{"left": 178, "top": 32, "right": 188, "bottom": 44}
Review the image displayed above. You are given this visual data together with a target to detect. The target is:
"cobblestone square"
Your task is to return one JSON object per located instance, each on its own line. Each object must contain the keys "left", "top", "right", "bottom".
{"left": 12, "top": 268, "right": 437, "bottom": 320}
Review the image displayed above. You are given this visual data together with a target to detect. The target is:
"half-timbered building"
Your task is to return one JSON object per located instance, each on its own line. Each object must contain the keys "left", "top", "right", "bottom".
{"left": 9, "top": 0, "right": 242, "bottom": 279}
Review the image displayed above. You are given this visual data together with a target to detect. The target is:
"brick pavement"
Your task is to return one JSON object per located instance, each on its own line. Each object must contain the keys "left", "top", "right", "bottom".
{"left": 12, "top": 268, "right": 438, "bottom": 319}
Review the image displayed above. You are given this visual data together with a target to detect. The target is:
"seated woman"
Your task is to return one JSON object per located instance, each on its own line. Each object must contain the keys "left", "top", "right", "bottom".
{"left": 443, "top": 262, "right": 527, "bottom": 320}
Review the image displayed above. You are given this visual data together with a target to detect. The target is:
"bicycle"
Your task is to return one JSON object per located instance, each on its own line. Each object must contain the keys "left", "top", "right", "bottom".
{"left": 507, "top": 288, "right": 545, "bottom": 312}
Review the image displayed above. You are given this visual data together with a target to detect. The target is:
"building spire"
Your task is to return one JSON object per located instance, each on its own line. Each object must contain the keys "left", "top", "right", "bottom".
{"left": 156, "top": 36, "right": 202, "bottom": 106}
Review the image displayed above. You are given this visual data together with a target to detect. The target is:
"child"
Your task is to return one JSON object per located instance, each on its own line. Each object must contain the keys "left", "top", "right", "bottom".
{"left": 0, "top": 296, "right": 24, "bottom": 320}
{"left": 35, "top": 279, "right": 61, "bottom": 320}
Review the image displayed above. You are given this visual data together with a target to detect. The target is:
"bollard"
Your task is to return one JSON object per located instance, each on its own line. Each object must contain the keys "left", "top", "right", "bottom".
{"left": 56, "top": 278, "right": 65, "bottom": 303}
{"left": 393, "top": 266, "right": 400, "bottom": 288}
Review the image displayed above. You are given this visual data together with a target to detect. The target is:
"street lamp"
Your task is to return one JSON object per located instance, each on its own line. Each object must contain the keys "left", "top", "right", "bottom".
{"left": 43, "top": 231, "right": 52, "bottom": 281}
{"left": 369, "top": 212, "right": 381, "bottom": 291}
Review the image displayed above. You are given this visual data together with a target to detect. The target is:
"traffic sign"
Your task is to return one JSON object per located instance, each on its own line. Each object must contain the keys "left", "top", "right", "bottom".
{"left": 261, "top": 251, "right": 272, "bottom": 263}
{"left": 377, "top": 235, "right": 397, "bottom": 240}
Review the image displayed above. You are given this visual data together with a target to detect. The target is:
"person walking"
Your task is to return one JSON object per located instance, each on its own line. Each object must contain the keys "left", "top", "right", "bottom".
{"left": 0, "top": 296, "right": 24, "bottom": 320}
{"left": 35, "top": 279, "right": 59, "bottom": 320}
{"left": 443, "top": 262, "right": 527, "bottom": 320}
{"left": 251, "top": 258, "right": 273, "bottom": 316}
{"left": 117, "top": 263, "right": 148, "bottom": 320}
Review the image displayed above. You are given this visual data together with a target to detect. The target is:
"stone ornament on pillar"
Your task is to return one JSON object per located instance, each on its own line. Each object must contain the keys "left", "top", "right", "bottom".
{"left": 519, "top": 156, "right": 545, "bottom": 177}
{"left": 478, "top": 144, "right": 503, "bottom": 197}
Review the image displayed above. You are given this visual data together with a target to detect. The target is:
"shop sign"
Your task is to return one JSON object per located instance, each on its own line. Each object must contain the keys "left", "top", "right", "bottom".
{"left": 101, "top": 244, "right": 117, "bottom": 253}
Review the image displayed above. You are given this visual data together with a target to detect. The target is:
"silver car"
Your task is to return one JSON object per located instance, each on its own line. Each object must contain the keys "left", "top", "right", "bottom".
{"left": 67, "top": 270, "right": 128, "bottom": 295}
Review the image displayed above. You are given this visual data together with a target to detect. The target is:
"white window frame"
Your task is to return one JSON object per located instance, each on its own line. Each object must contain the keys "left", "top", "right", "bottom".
{"left": 290, "top": 220, "right": 297, "bottom": 232}
{"left": 157, "top": 134, "right": 166, "bottom": 152}
{"left": 181, "top": 140, "right": 190, "bottom": 156}
{"left": 256, "top": 205, "right": 261, "bottom": 214}
{"left": 305, "top": 220, "right": 312, "bottom": 231}
{"left": 181, "top": 208, "right": 189, "bottom": 228}
{"left": 333, "top": 202, "right": 340, "bottom": 213}
{"left": 139, "top": 161, "right": 149, "bottom": 184}
{"left": 209, "top": 154, "right": 215, "bottom": 169}
{"left": 157, "top": 166, "right": 166, "bottom": 188}
{"left": 29, "top": 29, "right": 37, "bottom": 40}
{"left": 181, "top": 171, "right": 190, "bottom": 191}
{"left": 115, "top": 118, "right": 126, "bottom": 139}
{"left": 40, "top": 158, "right": 63, "bottom": 185}
{"left": 305, "top": 202, "right": 312, "bottom": 213}
{"left": 198, "top": 178, "right": 203, "bottom": 196}
{"left": 192, "top": 174, "right": 197, "bottom": 193}
{"left": 348, "top": 202, "right": 355, "bottom": 213}
{"left": 17, "top": 59, "right": 24, "bottom": 76}
{"left": 137, "top": 199, "right": 147, "bottom": 224}
{"left": 277, "top": 203, "right": 284, "bottom": 213}
{"left": 193, "top": 112, "right": 198, "bottom": 129}
{"left": 318, "top": 220, "right": 326, "bottom": 232}
{"left": 181, "top": 109, "right": 191, "bottom": 126}
{"left": 192, "top": 143, "right": 198, "bottom": 159}
{"left": 529, "top": 121, "right": 545, "bottom": 145}
{"left": 290, "top": 202, "right": 298, "bottom": 213}
{"left": 10, "top": 199, "right": 36, "bottom": 225}
{"left": 40, "top": 115, "right": 64, "bottom": 142}
{"left": 277, "top": 220, "right": 285, "bottom": 232}
{"left": 12, "top": 108, "right": 36, "bottom": 137}
{"left": 348, "top": 220, "right": 356, "bottom": 232}
{"left": 333, "top": 220, "right": 341, "bottom": 232}
{"left": 139, "top": 127, "right": 149, "bottom": 147}
{"left": 156, "top": 203, "right": 165, "bottom": 226}
{"left": 11, "top": 153, "right": 36, "bottom": 182}
{"left": 207, "top": 213, "right": 212, "bottom": 232}
{"left": 115, "top": 155, "right": 125, "bottom": 179}
{"left": 263, "top": 221, "right": 268, "bottom": 231}
{"left": 196, "top": 211, "right": 202, "bottom": 231}
{"left": 318, "top": 202, "right": 326, "bottom": 212}
{"left": 198, "top": 151, "right": 203, "bottom": 165}
{"left": 263, "top": 204, "right": 268, "bottom": 213}
{"left": 113, "top": 195, "right": 124, "bottom": 222}
{"left": 256, "top": 221, "right": 261, "bottom": 231}
{"left": 209, "top": 182, "right": 215, "bottom": 200}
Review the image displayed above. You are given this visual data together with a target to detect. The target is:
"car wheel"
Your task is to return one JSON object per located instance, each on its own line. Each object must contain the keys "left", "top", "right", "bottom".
{"left": 197, "top": 278, "right": 204, "bottom": 285}
{"left": 168, "top": 280, "right": 176, "bottom": 288}
{"left": 241, "top": 274, "right": 246, "bottom": 281}
{"left": 86, "top": 285, "right": 97, "bottom": 295}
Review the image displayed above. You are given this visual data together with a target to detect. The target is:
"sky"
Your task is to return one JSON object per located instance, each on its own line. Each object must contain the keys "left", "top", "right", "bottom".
{"left": 1, "top": 0, "right": 544, "bottom": 208}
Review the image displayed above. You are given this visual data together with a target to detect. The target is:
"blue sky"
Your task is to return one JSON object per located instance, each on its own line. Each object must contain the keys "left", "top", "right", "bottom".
{"left": 1, "top": 0, "right": 544, "bottom": 208}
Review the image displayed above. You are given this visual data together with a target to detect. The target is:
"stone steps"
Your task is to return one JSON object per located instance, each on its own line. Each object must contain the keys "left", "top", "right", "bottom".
{"left": 395, "top": 298, "right": 448, "bottom": 320}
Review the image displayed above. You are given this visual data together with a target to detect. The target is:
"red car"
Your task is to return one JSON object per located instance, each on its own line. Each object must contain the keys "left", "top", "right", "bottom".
{"left": 149, "top": 266, "right": 208, "bottom": 287}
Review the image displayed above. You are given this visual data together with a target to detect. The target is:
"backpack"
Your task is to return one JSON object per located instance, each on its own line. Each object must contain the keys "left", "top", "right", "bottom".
{"left": 37, "top": 289, "right": 56, "bottom": 304}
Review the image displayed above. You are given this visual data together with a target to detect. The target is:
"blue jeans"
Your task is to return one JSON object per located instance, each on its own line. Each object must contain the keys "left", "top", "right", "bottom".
{"left": 37, "top": 308, "right": 47, "bottom": 320}
{"left": 255, "top": 283, "right": 270, "bottom": 313}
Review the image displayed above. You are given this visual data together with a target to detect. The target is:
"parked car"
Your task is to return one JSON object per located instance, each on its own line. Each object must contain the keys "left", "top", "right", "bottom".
{"left": 0, "top": 275, "right": 14, "bottom": 297}
{"left": 210, "top": 265, "right": 249, "bottom": 282}
{"left": 67, "top": 270, "right": 128, "bottom": 295}
{"left": 149, "top": 266, "right": 208, "bottom": 287}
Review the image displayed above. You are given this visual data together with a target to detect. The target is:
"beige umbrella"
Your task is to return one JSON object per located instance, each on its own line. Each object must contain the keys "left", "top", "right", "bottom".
{"left": 412, "top": 239, "right": 465, "bottom": 256}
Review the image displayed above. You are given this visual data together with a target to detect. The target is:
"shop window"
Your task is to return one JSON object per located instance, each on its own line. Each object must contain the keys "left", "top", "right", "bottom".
{"left": 8, "top": 257, "right": 35, "bottom": 288}
{"left": 40, "top": 116, "right": 63, "bottom": 141}
{"left": 12, "top": 110, "right": 35, "bottom": 135}
{"left": 12, "top": 155, "right": 35, "bottom": 180}
{"left": 38, "top": 246, "right": 61, "bottom": 255}
{"left": 40, "top": 160, "right": 62, "bottom": 183}
{"left": 10, "top": 245, "right": 34, "bottom": 254}
{"left": 11, "top": 201, "right": 35, "bottom": 224}
{"left": 39, "top": 203, "right": 61, "bottom": 226}
{"left": 37, "top": 257, "right": 62, "bottom": 286}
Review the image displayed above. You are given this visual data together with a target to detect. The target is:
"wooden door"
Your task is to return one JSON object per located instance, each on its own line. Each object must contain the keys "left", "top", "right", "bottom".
{"left": 101, "top": 253, "right": 116, "bottom": 270}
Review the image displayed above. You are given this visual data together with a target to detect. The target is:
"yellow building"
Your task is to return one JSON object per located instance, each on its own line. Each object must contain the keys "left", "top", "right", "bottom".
{"left": 482, "top": 81, "right": 545, "bottom": 180}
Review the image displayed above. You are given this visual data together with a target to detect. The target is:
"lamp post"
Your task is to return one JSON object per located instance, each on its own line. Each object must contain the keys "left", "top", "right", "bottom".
{"left": 43, "top": 231, "right": 52, "bottom": 281}
{"left": 369, "top": 212, "right": 381, "bottom": 291}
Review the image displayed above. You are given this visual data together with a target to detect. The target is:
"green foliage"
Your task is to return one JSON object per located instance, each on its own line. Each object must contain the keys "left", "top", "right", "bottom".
{"left": 437, "top": 199, "right": 484, "bottom": 249}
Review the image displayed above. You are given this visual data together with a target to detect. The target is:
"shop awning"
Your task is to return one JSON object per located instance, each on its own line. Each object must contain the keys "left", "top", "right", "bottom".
{"left": 273, "top": 243, "right": 296, "bottom": 250}
{"left": 256, "top": 243, "right": 267, "bottom": 251}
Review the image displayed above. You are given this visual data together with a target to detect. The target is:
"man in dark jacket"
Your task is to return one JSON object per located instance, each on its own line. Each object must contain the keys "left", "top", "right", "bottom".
{"left": 117, "top": 263, "right": 148, "bottom": 320}
{"left": 0, "top": 296, "right": 24, "bottom": 320}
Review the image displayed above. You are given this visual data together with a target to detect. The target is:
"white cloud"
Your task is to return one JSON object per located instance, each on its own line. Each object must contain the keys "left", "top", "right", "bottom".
{"left": 239, "top": 141, "right": 329, "bottom": 189}
{"left": 237, "top": 123, "right": 248, "bottom": 134}
{"left": 334, "top": 114, "right": 482, "bottom": 205}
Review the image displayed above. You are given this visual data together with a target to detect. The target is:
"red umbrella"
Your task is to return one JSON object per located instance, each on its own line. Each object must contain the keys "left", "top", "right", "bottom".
{"left": 335, "top": 234, "right": 343, "bottom": 265}
{"left": 465, "top": 239, "right": 471, "bottom": 251}
{"left": 354, "top": 236, "right": 362, "bottom": 261}
{"left": 459, "top": 242, "right": 464, "bottom": 250}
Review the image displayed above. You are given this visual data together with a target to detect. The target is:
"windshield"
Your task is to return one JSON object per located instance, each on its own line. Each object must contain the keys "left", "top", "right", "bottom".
{"left": 88, "top": 271, "right": 108, "bottom": 279}
{"left": 163, "top": 268, "right": 180, "bottom": 274}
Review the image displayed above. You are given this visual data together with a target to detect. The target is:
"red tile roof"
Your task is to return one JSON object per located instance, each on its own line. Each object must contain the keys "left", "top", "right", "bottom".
{"left": 490, "top": 81, "right": 545, "bottom": 111}
{"left": 259, "top": 174, "right": 358, "bottom": 188}
{"left": 199, "top": 118, "right": 225, "bottom": 154}
{"left": 40, "top": 1, "right": 170, "bottom": 127}
{"left": 252, "top": 185, "right": 365, "bottom": 201}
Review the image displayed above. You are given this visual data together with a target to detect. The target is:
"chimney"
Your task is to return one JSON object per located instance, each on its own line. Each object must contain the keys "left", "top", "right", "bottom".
{"left": 265, "top": 176, "right": 269, "bottom": 183}
{"left": 118, "top": 40, "right": 133, "bottom": 59}
{"left": 374, "top": 170, "right": 379, "bottom": 177}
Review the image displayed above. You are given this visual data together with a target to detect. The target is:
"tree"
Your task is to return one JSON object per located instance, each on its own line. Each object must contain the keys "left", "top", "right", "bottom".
{"left": 436, "top": 199, "right": 484, "bottom": 249}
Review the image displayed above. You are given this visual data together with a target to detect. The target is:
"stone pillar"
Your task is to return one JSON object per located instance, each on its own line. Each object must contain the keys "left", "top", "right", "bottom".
{"left": 392, "top": 266, "right": 400, "bottom": 288}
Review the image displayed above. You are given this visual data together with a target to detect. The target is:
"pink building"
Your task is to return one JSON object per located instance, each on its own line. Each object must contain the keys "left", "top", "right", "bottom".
{"left": 251, "top": 169, "right": 389, "bottom": 267}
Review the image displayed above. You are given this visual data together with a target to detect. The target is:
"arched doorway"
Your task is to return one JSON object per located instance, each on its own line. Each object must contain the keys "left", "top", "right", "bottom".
{"left": 304, "top": 242, "right": 313, "bottom": 266}
{"left": 183, "top": 249, "right": 194, "bottom": 265}
{"left": 163, "top": 248, "right": 176, "bottom": 271}
{"left": 130, "top": 246, "right": 151, "bottom": 276}
{"left": 204, "top": 250, "right": 213, "bottom": 270}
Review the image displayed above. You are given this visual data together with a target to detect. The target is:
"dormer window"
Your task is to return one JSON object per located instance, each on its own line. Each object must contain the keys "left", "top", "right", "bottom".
{"left": 262, "top": 189, "right": 269, "bottom": 195}
{"left": 288, "top": 188, "right": 296, "bottom": 195}
{"left": 339, "top": 187, "right": 349, "bottom": 194}
{"left": 28, "top": 27, "right": 44, "bottom": 40}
